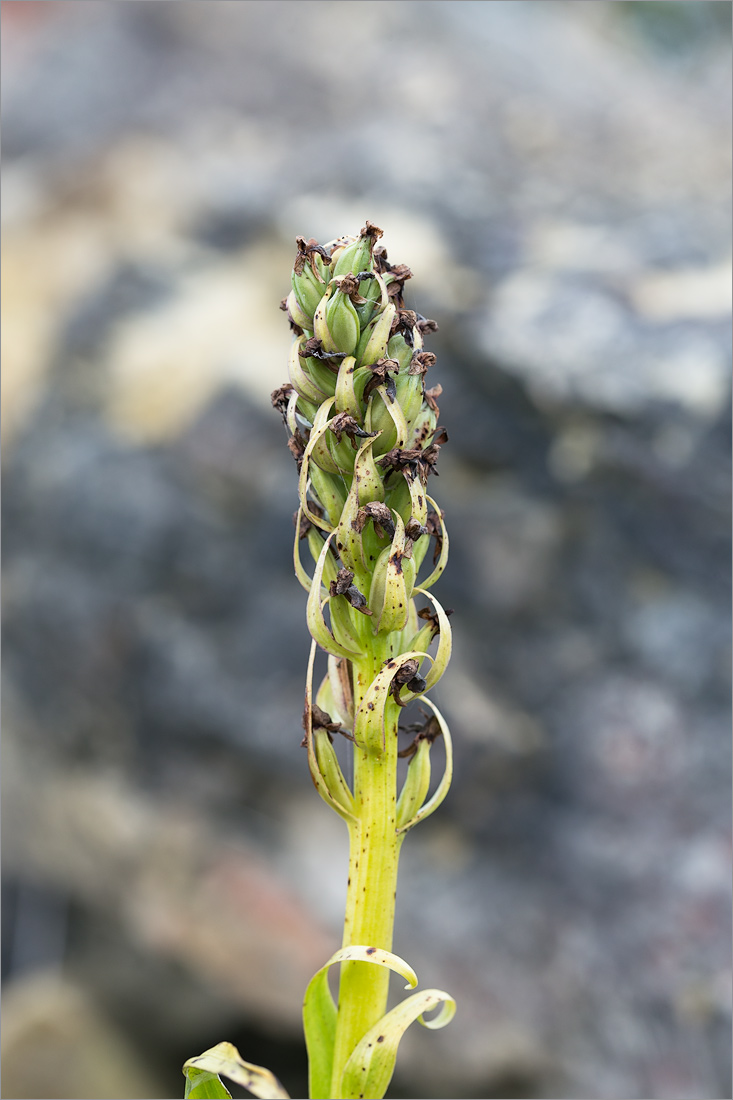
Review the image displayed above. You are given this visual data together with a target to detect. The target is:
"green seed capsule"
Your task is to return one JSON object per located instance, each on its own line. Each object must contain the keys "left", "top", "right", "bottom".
{"left": 409, "top": 403, "right": 438, "bottom": 449}
{"left": 303, "top": 354, "right": 339, "bottom": 398}
{"left": 332, "top": 235, "right": 373, "bottom": 280}
{"left": 368, "top": 514, "right": 415, "bottom": 634}
{"left": 325, "top": 289, "right": 360, "bottom": 355}
{"left": 292, "top": 263, "right": 326, "bottom": 321}
{"left": 332, "top": 222, "right": 383, "bottom": 280}
{"left": 359, "top": 519, "right": 390, "bottom": 573}
{"left": 394, "top": 369, "right": 424, "bottom": 432}
{"left": 396, "top": 738, "right": 432, "bottom": 829}
{"left": 328, "top": 591, "right": 365, "bottom": 654}
{"left": 355, "top": 302, "right": 396, "bottom": 367}
{"left": 313, "top": 289, "right": 335, "bottom": 350}
{"left": 314, "top": 729, "right": 355, "bottom": 814}
{"left": 286, "top": 289, "right": 312, "bottom": 332}
{"left": 384, "top": 477, "right": 412, "bottom": 527}
{"left": 289, "top": 338, "right": 329, "bottom": 405}
{"left": 354, "top": 274, "right": 383, "bottom": 327}
{"left": 367, "top": 391, "right": 398, "bottom": 454}
{"left": 309, "top": 463, "right": 347, "bottom": 528}
{"left": 307, "top": 527, "right": 339, "bottom": 586}
{"left": 386, "top": 333, "right": 414, "bottom": 372}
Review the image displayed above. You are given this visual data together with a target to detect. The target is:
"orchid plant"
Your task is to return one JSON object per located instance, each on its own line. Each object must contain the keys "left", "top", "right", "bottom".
{"left": 184, "top": 224, "right": 454, "bottom": 1100}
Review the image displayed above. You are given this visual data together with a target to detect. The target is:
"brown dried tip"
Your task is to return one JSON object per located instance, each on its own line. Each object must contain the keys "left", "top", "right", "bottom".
{"left": 352, "top": 501, "right": 396, "bottom": 541}
{"left": 271, "top": 384, "right": 294, "bottom": 423}
{"left": 417, "top": 605, "right": 453, "bottom": 638}
{"left": 374, "top": 248, "right": 410, "bottom": 280}
{"left": 416, "top": 314, "right": 439, "bottom": 334}
{"left": 390, "top": 658, "right": 427, "bottom": 706}
{"left": 372, "top": 245, "right": 389, "bottom": 274}
{"left": 287, "top": 430, "right": 307, "bottom": 469}
{"left": 408, "top": 351, "right": 436, "bottom": 377}
{"left": 295, "top": 504, "right": 323, "bottom": 540}
{"left": 410, "top": 426, "right": 448, "bottom": 481}
{"left": 398, "top": 712, "right": 443, "bottom": 756}
{"left": 424, "top": 383, "right": 442, "bottom": 416}
{"left": 329, "top": 568, "right": 372, "bottom": 615}
{"left": 377, "top": 438, "right": 443, "bottom": 484}
{"left": 301, "top": 701, "right": 354, "bottom": 746}
{"left": 335, "top": 273, "right": 369, "bottom": 304}
{"left": 300, "top": 336, "right": 346, "bottom": 365}
{"left": 405, "top": 518, "right": 428, "bottom": 541}
{"left": 390, "top": 310, "right": 419, "bottom": 345}
{"left": 303, "top": 703, "right": 342, "bottom": 735}
{"left": 294, "top": 235, "right": 331, "bottom": 277}
{"left": 385, "top": 264, "right": 413, "bottom": 307}
{"left": 313, "top": 704, "right": 342, "bottom": 732}
{"left": 363, "top": 358, "right": 400, "bottom": 401}
{"left": 293, "top": 236, "right": 309, "bottom": 276}
{"left": 425, "top": 509, "right": 445, "bottom": 565}
{"left": 329, "top": 412, "right": 377, "bottom": 446}
{"left": 329, "top": 567, "right": 355, "bottom": 595}
{"left": 387, "top": 263, "right": 412, "bottom": 283}
{"left": 360, "top": 221, "right": 384, "bottom": 242}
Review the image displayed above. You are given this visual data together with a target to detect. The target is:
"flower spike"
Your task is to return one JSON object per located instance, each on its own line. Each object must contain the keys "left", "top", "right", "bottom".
{"left": 188, "top": 225, "right": 455, "bottom": 1100}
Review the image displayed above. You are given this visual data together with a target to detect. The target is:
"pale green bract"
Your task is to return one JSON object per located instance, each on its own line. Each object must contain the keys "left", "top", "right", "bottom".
{"left": 183, "top": 1043, "right": 288, "bottom": 1099}
{"left": 303, "top": 945, "right": 416, "bottom": 1100}
{"left": 340, "top": 986, "right": 456, "bottom": 1100}
{"left": 184, "top": 224, "right": 454, "bottom": 1100}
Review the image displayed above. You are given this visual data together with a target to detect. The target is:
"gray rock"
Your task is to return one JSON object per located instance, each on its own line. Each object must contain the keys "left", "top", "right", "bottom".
{"left": 2, "top": 3, "right": 730, "bottom": 1098}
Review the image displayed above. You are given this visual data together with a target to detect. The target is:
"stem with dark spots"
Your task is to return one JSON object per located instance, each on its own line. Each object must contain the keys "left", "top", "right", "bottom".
{"left": 330, "top": 639, "right": 404, "bottom": 1093}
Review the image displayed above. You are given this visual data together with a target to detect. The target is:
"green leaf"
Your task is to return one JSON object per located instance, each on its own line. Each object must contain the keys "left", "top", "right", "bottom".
{"left": 406, "top": 471, "right": 428, "bottom": 528}
{"left": 298, "top": 397, "right": 338, "bottom": 532}
{"left": 335, "top": 355, "right": 363, "bottom": 422}
{"left": 184, "top": 1066, "right": 232, "bottom": 1099}
{"left": 396, "top": 697, "right": 453, "bottom": 835}
{"left": 183, "top": 1043, "right": 289, "bottom": 1100}
{"left": 373, "top": 383, "right": 408, "bottom": 450}
{"left": 302, "top": 959, "right": 337, "bottom": 1100}
{"left": 339, "top": 989, "right": 456, "bottom": 1100}
{"left": 333, "top": 433, "right": 385, "bottom": 577}
{"left": 417, "top": 494, "right": 449, "bottom": 590}
{"left": 306, "top": 533, "right": 363, "bottom": 660}
{"left": 303, "top": 946, "right": 418, "bottom": 1100}
{"left": 289, "top": 335, "right": 330, "bottom": 405}
{"left": 304, "top": 639, "right": 358, "bottom": 824}
{"left": 308, "top": 463, "right": 347, "bottom": 530}
{"left": 293, "top": 505, "right": 314, "bottom": 593}
{"left": 328, "top": 652, "right": 355, "bottom": 728}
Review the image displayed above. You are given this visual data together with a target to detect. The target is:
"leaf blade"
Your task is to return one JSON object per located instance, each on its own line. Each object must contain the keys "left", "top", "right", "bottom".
{"left": 184, "top": 1067, "right": 232, "bottom": 1099}
{"left": 396, "top": 696, "right": 453, "bottom": 835}
{"left": 339, "top": 990, "right": 456, "bottom": 1100}
{"left": 303, "top": 946, "right": 418, "bottom": 1099}
{"left": 183, "top": 1043, "right": 289, "bottom": 1100}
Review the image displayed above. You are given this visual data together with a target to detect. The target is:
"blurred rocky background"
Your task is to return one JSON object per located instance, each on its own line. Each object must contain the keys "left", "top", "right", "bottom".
{"left": 2, "top": 2, "right": 731, "bottom": 1098}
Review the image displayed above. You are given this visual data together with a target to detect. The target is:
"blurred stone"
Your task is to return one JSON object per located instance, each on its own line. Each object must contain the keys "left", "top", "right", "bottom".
{"left": 2, "top": 3, "right": 730, "bottom": 1099}
{"left": 1, "top": 971, "right": 163, "bottom": 1100}
{"left": 3, "top": 713, "right": 334, "bottom": 1029}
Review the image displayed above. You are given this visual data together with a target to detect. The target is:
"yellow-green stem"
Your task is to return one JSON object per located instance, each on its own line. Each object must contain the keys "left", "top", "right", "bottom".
{"left": 329, "top": 636, "right": 404, "bottom": 1096}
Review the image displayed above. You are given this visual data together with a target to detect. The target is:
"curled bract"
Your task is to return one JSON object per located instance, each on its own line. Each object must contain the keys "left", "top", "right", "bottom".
{"left": 302, "top": 945, "right": 454, "bottom": 1100}
{"left": 183, "top": 1043, "right": 289, "bottom": 1100}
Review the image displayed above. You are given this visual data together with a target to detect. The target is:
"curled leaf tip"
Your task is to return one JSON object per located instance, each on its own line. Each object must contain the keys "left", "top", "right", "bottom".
{"left": 183, "top": 1043, "right": 289, "bottom": 1100}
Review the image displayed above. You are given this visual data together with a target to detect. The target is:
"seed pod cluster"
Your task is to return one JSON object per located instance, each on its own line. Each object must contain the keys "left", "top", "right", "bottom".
{"left": 274, "top": 223, "right": 452, "bottom": 829}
